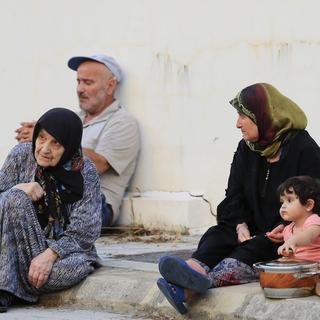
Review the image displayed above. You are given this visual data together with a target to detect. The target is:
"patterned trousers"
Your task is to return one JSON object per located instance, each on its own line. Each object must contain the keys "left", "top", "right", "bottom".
{"left": 0, "top": 189, "right": 94, "bottom": 302}
{"left": 193, "top": 257, "right": 259, "bottom": 287}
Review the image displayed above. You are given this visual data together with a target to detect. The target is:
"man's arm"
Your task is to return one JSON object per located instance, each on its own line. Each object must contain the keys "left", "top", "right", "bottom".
{"left": 82, "top": 148, "right": 110, "bottom": 174}
{"left": 90, "top": 114, "right": 139, "bottom": 177}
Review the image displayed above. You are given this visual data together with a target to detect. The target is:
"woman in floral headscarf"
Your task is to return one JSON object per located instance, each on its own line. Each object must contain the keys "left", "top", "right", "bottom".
{"left": 157, "top": 83, "right": 320, "bottom": 314}
{"left": 0, "top": 108, "right": 101, "bottom": 312}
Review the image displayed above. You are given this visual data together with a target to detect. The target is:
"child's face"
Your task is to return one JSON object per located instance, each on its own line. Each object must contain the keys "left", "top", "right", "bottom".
{"left": 279, "top": 191, "right": 310, "bottom": 222}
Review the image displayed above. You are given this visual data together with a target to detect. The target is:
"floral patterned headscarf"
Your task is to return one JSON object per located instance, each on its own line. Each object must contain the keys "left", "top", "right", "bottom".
{"left": 229, "top": 83, "right": 307, "bottom": 158}
{"left": 32, "top": 108, "right": 84, "bottom": 239}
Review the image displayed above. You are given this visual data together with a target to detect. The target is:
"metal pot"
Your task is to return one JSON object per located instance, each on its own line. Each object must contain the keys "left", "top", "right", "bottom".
{"left": 253, "top": 259, "right": 319, "bottom": 299}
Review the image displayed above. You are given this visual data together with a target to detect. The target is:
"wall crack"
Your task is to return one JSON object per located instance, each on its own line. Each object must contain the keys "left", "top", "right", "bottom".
{"left": 188, "top": 192, "right": 216, "bottom": 217}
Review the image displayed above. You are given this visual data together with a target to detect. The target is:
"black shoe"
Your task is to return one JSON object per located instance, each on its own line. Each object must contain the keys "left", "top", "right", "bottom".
{"left": 0, "top": 291, "right": 13, "bottom": 313}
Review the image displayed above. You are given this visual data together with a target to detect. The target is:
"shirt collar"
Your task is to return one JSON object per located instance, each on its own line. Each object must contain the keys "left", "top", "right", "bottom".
{"left": 79, "top": 100, "right": 120, "bottom": 125}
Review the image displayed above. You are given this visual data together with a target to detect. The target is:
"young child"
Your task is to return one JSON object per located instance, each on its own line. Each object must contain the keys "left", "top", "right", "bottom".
{"left": 277, "top": 176, "right": 320, "bottom": 260}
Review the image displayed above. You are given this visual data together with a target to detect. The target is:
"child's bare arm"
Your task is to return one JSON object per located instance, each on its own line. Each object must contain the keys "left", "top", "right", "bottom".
{"left": 278, "top": 225, "right": 320, "bottom": 256}
{"left": 293, "top": 225, "right": 320, "bottom": 246}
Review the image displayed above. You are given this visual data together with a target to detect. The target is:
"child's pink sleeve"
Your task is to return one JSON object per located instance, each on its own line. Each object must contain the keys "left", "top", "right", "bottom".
{"left": 303, "top": 214, "right": 320, "bottom": 229}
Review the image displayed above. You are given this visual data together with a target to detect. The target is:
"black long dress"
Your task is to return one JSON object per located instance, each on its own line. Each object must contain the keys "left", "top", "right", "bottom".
{"left": 192, "top": 130, "right": 320, "bottom": 269}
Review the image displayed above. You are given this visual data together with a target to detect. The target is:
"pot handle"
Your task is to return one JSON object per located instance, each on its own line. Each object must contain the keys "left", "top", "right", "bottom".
{"left": 253, "top": 262, "right": 262, "bottom": 270}
{"left": 294, "top": 271, "right": 320, "bottom": 279}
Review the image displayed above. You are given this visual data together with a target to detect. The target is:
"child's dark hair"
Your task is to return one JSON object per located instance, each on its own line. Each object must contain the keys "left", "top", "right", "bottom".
{"left": 278, "top": 176, "right": 320, "bottom": 215}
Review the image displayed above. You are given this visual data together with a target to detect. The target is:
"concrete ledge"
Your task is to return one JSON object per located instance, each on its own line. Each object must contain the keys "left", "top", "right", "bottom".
{"left": 118, "top": 191, "right": 216, "bottom": 233}
{"left": 39, "top": 262, "right": 320, "bottom": 320}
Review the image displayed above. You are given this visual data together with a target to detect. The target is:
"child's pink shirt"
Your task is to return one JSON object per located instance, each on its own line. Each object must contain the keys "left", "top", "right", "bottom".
{"left": 283, "top": 214, "right": 320, "bottom": 261}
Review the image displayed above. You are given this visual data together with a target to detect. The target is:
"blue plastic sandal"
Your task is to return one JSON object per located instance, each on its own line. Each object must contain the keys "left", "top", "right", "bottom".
{"left": 157, "top": 278, "right": 187, "bottom": 314}
{"left": 159, "top": 256, "right": 211, "bottom": 294}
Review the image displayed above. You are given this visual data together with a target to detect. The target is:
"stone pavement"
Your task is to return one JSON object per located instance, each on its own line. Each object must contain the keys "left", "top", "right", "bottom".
{"left": 34, "top": 232, "right": 320, "bottom": 320}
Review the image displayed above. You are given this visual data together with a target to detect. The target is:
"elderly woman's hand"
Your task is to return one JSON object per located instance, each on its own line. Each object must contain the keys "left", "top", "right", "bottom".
{"left": 236, "top": 223, "right": 251, "bottom": 243}
{"left": 14, "top": 182, "right": 44, "bottom": 202}
{"left": 28, "top": 248, "right": 58, "bottom": 289}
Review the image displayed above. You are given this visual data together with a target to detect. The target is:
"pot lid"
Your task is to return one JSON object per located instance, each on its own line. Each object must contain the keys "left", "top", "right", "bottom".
{"left": 254, "top": 258, "right": 319, "bottom": 272}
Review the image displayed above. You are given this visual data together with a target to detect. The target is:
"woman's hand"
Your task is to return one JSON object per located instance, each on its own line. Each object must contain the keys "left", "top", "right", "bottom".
{"left": 13, "top": 182, "right": 44, "bottom": 202}
{"left": 28, "top": 248, "right": 58, "bottom": 289}
{"left": 236, "top": 223, "right": 251, "bottom": 243}
{"left": 266, "top": 224, "right": 285, "bottom": 243}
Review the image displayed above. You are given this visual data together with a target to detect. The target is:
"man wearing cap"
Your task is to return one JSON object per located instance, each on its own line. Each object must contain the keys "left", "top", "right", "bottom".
{"left": 15, "top": 54, "right": 140, "bottom": 229}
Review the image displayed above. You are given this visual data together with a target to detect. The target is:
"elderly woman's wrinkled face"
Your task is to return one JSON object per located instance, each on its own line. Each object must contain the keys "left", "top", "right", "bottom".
{"left": 236, "top": 113, "right": 259, "bottom": 142}
{"left": 35, "top": 129, "right": 65, "bottom": 167}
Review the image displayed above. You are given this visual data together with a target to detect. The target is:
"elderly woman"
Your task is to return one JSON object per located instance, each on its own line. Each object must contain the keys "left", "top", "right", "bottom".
{"left": 0, "top": 108, "right": 101, "bottom": 312}
{"left": 157, "top": 83, "right": 320, "bottom": 314}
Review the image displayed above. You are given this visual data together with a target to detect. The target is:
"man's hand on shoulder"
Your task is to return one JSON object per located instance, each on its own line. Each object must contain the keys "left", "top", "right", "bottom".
{"left": 83, "top": 148, "right": 110, "bottom": 174}
{"left": 15, "top": 121, "right": 36, "bottom": 143}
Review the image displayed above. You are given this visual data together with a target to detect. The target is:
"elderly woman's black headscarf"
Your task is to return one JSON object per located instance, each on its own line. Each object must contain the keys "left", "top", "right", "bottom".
{"left": 32, "top": 108, "right": 84, "bottom": 239}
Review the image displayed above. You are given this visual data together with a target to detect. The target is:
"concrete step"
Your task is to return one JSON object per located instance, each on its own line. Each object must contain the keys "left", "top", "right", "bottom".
{"left": 37, "top": 235, "right": 320, "bottom": 320}
{"left": 119, "top": 191, "right": 216, "bottom": 233}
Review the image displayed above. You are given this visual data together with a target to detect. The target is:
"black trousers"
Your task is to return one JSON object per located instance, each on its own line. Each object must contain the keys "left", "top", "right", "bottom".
{"left": 191, "top": 224, "right": 279, "bottom": 269}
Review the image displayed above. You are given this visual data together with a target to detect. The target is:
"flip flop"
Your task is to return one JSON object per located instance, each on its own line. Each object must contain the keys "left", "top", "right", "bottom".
{"left": 159, "top": 256, "right": 211, "bottom": 294}
{"left": 157, "top": 278, "right": 187, "bottom": 314}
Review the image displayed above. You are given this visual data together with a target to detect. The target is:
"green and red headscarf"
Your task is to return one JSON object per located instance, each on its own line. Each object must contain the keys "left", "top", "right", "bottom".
{"left": 229, "top": 83, "right": 307, "bottom": 158}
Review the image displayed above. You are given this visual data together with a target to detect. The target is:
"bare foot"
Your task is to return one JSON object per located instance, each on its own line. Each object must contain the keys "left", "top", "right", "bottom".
{"left": 186, "top": 259, "right": 208, "bottom": 276}
{"left": 183, "top": 259, "right": 208, "bottom": 301}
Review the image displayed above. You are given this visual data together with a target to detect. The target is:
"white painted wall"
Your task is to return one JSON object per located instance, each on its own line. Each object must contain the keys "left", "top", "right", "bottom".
{"left": 1, "top": 0, "right": 320, "bottom": 227}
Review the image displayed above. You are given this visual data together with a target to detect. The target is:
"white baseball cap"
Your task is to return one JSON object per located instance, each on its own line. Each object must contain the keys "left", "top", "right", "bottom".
{"left": 68, "top": 54, "right": 123, "bottom": 82}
